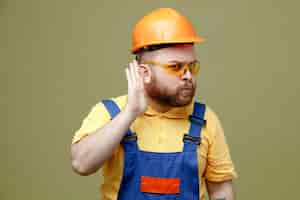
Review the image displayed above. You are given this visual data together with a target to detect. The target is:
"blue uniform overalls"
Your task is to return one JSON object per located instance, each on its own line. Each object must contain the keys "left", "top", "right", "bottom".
{"left": 102, "top": 100, "right": 206, "bottom": 200}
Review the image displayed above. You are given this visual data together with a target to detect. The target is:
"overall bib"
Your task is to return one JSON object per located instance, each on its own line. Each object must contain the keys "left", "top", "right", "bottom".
{"left": 102, "top": 100, "right": 206, "bottom": 200}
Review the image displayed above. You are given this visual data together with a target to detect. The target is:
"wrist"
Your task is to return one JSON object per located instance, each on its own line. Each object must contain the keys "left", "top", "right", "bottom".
{"left": 123, "top": 104, "right": 140, "bottom": 120}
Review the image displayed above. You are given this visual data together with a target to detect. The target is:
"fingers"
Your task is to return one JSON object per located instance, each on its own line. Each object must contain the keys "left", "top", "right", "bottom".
{"left": 125, "top": 67, "right": 132, "bottom": 91}
{"left": 134, "top": 60, "right": 145, "bottom": 88}
{"left": 129, "top": 62, "right": 137, "bottom": 84}
{"left": 125, "top": 60, "right": 148, "bottom": 115}
{"left": 127, "top": 60, "right": 143, "bottom": 87}
{"left": 133, "top": 60, "right": 142, "bottom": 86}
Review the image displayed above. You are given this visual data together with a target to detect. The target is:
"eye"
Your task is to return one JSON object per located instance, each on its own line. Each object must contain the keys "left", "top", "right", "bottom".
{"left": 167, "top": 63, "right": 182, "bottom": 71}
{"left": 189, "top": 61, "right": 200, "bottom": 73}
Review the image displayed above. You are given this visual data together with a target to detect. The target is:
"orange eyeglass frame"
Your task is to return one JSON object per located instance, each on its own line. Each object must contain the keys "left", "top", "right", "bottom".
{"left": 142, "top": 60, "right": 201, "bottom": 76}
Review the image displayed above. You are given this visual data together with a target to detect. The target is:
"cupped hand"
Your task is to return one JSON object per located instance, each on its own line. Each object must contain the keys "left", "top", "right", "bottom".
{"left": 125, "top": 60, "right": 148, "bottom": 117}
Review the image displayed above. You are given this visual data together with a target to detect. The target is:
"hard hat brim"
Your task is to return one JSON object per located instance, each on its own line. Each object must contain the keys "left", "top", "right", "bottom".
{"left": 131, "top": 36, "right": 206, "bottom": 54}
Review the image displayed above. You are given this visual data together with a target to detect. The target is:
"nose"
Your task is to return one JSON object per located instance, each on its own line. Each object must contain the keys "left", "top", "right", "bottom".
{"left": 181, "top": 67, "right": 193, "bottom": 80}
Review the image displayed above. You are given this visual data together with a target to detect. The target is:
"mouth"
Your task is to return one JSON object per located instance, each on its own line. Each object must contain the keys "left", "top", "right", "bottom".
{"left": 181, "top": 83, "right": 194, "bottom": 91}
{"left": 181, "top": 86, "right": 193, "bottom": 90}
{"left": 179, "top": 87, "right": 194, "bottom": 96}
{"left": 177, "top": 81, "right": 195, "bottom": 98}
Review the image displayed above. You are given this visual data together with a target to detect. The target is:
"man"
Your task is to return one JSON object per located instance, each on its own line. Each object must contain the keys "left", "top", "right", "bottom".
{"left": 71, "top": 8, "right": 238, "bottom": 200}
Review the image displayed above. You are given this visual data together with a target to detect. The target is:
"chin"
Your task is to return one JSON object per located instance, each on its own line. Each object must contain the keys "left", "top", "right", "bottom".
{"left": 173, "top": 95, "right": 194, "bottom": 107}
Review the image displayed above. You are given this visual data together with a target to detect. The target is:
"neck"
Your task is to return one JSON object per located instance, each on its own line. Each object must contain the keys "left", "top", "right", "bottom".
{"left": 146, "top": 95, "right": 172, "bottom": 113}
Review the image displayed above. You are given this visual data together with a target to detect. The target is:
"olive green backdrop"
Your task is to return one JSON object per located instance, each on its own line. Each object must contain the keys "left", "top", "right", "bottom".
{"left": 1, "top": 0, "right": 299, "bottom": 199}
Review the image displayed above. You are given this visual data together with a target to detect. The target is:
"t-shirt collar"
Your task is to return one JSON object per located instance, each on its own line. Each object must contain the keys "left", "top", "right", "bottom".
{"left": 144, "top": 101, "right": 194, "bottom": 119}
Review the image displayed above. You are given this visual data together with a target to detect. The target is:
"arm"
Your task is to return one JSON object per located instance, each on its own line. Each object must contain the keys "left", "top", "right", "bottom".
{"left": 203, "top": 108, "right": 238, "bottom": 199}
{"left": 206, "top": 180, "right": 235, "bottom": 200}
{"left": 71, "top": 106, "right": 137, "bottom": 176}
{"left": 71, "top": 60, "right": 147, "bottom": 176}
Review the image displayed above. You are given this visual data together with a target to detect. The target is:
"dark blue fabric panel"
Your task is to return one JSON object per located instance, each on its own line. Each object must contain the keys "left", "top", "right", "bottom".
{"left": 183, "top": 102, "right": 206, "bottom": 152}
{"left": 117, "top": 102, "right": 205, "bottom": 200}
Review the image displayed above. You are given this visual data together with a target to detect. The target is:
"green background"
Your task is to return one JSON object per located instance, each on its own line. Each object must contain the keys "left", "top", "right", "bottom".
{"left": 1, "top": 0, "right": 299, "bottom": 199}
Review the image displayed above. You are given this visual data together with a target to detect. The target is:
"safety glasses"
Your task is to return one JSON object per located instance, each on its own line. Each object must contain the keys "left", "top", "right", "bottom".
{"left": 142, "top": 60, "right": 200, "bottom": 76}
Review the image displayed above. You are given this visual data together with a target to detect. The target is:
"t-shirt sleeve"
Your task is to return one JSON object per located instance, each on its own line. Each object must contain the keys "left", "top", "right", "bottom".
{"left": 72, "top": 102, "right": 111, "bottom": 144}
{"left": 204, "top": 109, "right": 238, "bottom": 182}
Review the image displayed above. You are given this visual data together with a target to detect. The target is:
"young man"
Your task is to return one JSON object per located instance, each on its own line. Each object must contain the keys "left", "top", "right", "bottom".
{"left": 71, "top": 8, "right": 238, "bottom": 200}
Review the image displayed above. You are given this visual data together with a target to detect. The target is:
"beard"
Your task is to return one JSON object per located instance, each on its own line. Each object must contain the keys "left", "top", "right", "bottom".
{"left": 146, "top": 78, "right": 196, "bottom": 107}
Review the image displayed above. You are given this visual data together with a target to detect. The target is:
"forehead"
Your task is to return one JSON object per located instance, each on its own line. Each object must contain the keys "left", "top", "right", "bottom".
{"left": 143, "top": 44, "right": 196, "bottom": 62}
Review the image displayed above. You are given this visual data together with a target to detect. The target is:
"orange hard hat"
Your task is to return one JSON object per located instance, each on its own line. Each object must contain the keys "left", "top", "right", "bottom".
{"left": 131, "top": 8, "right": 206, "bottom": 54}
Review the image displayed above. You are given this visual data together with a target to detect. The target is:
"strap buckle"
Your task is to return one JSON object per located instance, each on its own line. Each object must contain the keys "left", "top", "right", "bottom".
{"left": 183, "top": 134, "right": 201, "bottom": 145}
{"left": 189, "top": 115, "right": 206, "bottom": 126}
{"left": 122, "top": 132, "right": 138, "bottom": 143}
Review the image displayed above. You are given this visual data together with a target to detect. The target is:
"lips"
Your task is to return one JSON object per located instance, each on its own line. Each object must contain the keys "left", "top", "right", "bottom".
{"left": 181, "top": 86, "right": 193, "bottom": 90}
{"left": 181, "top": 84, "right": 194, "bottom": 91}
{"left": 178, "top": 81, "right": 195, "bottom": 97}
{"left": 180, "top": 87, "right": 194, "bottom": 96}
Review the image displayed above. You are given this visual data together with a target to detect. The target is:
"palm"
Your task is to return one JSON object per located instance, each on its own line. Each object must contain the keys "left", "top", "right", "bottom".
{"left": 126, "top": 60, "right": 148, "bottom": 116}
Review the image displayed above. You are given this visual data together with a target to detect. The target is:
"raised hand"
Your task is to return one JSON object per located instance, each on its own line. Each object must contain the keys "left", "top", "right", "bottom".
{"left": 125, "top": 60, "right": 148, "bottom": 117}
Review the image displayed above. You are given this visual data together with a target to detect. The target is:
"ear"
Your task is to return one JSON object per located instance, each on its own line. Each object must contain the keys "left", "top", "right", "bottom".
{"left": 138, "top": 63, "right": 152, "bottom": 83}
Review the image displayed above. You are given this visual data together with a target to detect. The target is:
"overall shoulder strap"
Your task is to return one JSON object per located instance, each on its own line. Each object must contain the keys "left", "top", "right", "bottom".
{"left": 102, "top": 99, "right": 121, "bottom": 118}
{"left": 183, "top": 102, "right": 206, "bottom": 152}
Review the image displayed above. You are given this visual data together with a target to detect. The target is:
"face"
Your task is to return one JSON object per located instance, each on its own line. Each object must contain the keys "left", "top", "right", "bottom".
{"left": 141, "top": 44, "right": 198, "bottom": 107}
